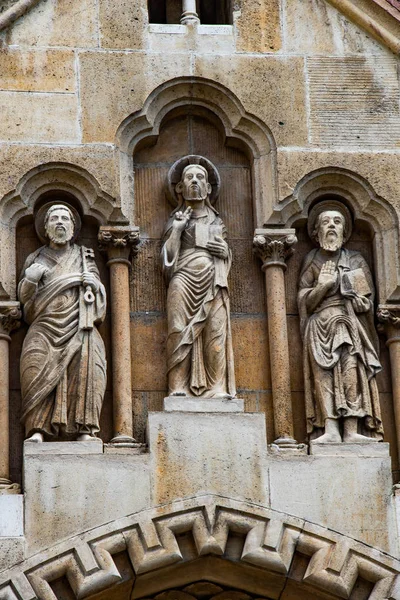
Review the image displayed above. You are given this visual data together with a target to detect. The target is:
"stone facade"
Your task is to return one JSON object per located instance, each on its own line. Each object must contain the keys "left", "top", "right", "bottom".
{"left": 1, "top": 1, "right": 400, "bottom": 599}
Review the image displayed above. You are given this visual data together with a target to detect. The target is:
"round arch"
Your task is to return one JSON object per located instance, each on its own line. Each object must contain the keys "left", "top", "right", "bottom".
{"left": 1, "top": 496, "right": 398, "bottom": 600}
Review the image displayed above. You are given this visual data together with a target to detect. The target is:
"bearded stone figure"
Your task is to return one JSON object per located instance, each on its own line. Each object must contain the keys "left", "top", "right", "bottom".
{"left": 298, "top": 200, "right": 383, "bottom": 444}
{"left": 161, "top": 156, "right": 236, "bottom": 398}
{"left": 19, "top": 203, "right": 107, "bottom": 442}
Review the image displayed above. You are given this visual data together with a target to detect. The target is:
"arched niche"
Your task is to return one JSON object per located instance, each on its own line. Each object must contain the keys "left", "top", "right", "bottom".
{"left": 5, "top": 163, "right": 116, "bottom": 486}
{"left": 268, "top": 167, "right": 399, "bottom": 466}
{"left": 115, "top": 77, "right": 277, "bottom": 228}
{"left": 123, "top": 103, "right": 273, "bottom": 443}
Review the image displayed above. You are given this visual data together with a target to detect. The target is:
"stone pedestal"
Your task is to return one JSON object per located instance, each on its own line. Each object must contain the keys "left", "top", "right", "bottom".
{"left": 310, "top": 442, "right": 390, "bottom": 457}
{"left": 163, "top": 396, "right": 244, "bottom": 412}
{"left": 147, "top": 411, "right": 269, "bottom": 505}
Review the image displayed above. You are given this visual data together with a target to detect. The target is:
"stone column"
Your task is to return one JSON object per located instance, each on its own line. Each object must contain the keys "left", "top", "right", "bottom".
{"left": 98, "top": 218, "right": 140, "bottom": 446}
{"left": 181, "top": 0, "right": 200, "bottom": 24}
{"left": 253, "top": 229, "right": 302, "bottom": 450}
{"left": 0, "top": 297, "right": 21, "bottom": 493}
{"left": 378, "top": 305, "right": 400, "bottom": 465}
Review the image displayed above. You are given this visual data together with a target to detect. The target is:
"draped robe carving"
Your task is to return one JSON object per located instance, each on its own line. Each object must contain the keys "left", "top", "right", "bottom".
{"left": 19, "top": 243, "right": 106, "bottom": 438}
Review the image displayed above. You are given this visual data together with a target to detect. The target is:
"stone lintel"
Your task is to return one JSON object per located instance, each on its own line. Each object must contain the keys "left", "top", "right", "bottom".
{"left": 163, "top": 397, "right": 245, "bottom": 412}
{"left": 253, "top": 228, "right": 297, "bottom": 270}
{"left": 310, "top": 442, "right": 390, "bottom": 457}
{"left": 24, "top": 439, "right": 103, "bottom": 455}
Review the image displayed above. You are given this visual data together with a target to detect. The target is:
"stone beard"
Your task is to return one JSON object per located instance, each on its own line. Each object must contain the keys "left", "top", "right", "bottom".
{"left": 161, "top": 163, "right": 236, "bottom": 398}
{"left": 19, "top": 205, "right": 107, "bottom": 441}
{"left": 298, "top": 207, "right": 383, "bottom": 443}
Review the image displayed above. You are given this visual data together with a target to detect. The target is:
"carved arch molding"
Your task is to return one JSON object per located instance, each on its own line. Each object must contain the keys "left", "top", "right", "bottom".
{"left": 1, "top": 496, "right": 399, "bottom": 600}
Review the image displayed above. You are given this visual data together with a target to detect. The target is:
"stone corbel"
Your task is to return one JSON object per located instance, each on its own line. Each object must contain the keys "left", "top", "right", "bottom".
{"left": 0, "top": 290, "right": 21, "bottom": 493}
{"left": 98, "top": 210, "right": 140, "bottom": 446}
{"left": 377, "top": 304, "right": 400, "bottom": 466}
{"left": 253, "top": 229, "right": 305, "bottom": 453}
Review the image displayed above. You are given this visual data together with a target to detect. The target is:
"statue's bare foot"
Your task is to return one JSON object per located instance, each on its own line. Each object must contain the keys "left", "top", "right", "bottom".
{"left": 343, "top": 432, "right": 379, "bottom": 443}
{"left": 313, "top": 431, "right": 341, "bottom": 444}
{"left": 213, "top": 392, "right": 231, "bottom": 399}
{"left": 77, "top": 433, "right": 97, "bottom": 442}
{"left": 25, "top": 432, "right": 44, "bottom": 443}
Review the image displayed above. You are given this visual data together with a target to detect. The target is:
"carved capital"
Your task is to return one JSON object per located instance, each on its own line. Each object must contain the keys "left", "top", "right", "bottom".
{"left": 253, "top": 228, "right": 297, "bottom": 271}
{"left": 0, "top": 301, "right": 21, "bottom": 338}
{"left": 98, "top": 225, "right": 140, "bottom": 264}
{"left": 377, "top": 304, "right": 400, "bottom": 343}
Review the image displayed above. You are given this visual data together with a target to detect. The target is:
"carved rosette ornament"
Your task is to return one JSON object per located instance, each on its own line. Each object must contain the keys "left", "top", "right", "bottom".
{"left": 0, "top": 295, "right": 21, "bottom": 493}
{"left": 253, "top": 231, "right": 298, "bottom": 271}
{"left": 253, "top": 228, "right": 304, "bottom": 452}
{"left": 98, "top": 214, "right": 141, "bottom": 446}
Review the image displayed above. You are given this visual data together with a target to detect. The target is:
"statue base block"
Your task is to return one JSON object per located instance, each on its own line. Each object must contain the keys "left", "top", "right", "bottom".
{"left": 163, "top": 396, "right": 244, "bottom": 412}
{"left": 24, "top": 439, "right": 103, "bottom": 455}
{"left": 310, "top": 441, "right": 390, "bottom": 457}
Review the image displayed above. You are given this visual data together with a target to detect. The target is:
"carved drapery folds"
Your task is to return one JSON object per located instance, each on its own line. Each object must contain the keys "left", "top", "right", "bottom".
{"left": 0, "top": 291, "right": 21, "bottom": 492}
{"left": 253, "top": 229, "right": 303, "bottom": 451}
{"left": 99, "top": 212, "right": 140, "bottom": 445}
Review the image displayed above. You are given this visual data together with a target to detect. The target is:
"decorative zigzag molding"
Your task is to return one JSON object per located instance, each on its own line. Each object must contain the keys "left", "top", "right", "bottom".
{"left": 0, "top": 496, "right": 399, "bottom": 600}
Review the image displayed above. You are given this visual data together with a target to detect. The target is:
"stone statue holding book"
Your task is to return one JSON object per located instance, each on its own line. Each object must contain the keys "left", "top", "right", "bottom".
{"left": 19, "top": 203, "right": 107, "bottom": 442}
{"left": 298, "top": 200, "right": 383, "bottom": 444}
{"left": 161, "top": 155, "right": 236, "bottom": 399}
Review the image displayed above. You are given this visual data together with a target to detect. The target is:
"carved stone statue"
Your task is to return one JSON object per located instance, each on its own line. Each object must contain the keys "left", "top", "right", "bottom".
{"left": 298, "top": 200, "right": 383, "bottom": 443}
{"left": 161, "top": 156, "right": 236, "bottom": 398}
{"left": 19, "top": 203, "right": 107, "bottom": 442}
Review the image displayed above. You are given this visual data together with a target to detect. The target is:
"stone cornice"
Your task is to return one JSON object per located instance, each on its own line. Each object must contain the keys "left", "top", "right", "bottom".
{"left": 1, "top": 495, "right": 399, "bottom": 600}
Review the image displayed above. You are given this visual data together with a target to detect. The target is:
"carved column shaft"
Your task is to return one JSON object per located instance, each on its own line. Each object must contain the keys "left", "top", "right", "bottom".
{"left": 181, "top": 0, "right": 200, "bottom": 24}
{"left": 99, "top": 224, "right": 140, "bottom": 446}
{"left": 254, "top": 229, "right": 298, "bottom": 447}
{"left": 378, "top": 306, "right": 400, "bottom": 464}
{"left": 0, "top": 300, "right": 21, "bottom": 492}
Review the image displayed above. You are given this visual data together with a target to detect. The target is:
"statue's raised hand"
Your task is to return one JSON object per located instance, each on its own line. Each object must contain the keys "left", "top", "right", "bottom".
{"left": 318, "top": 261, "right": 337, "bottom": 288}
{"left": 172, "top": 206, "right": 192, "bottom": 233}
{"left": 25, "top": 263, "right": 48, "bottom": 284}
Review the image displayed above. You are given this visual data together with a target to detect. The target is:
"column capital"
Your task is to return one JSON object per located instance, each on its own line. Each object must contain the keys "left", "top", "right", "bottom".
{"left": 98, "top": 224, "right": 140, "bottom": 265}
{"left": 0, "top": 300, "right": 21, "bottom": 339}
{"left": 253, "top": 228, "right": 297, "bottom": 271}
{"left": 377, "top": 304, "right": 400, "bottom": 344}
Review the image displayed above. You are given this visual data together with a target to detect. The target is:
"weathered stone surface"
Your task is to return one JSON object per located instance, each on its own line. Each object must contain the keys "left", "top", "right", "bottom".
{"left": 8, "top": 0, "right": 98, "bottom": 48}
{"left": 164, "top": 397, "right": 244, "bottom": 412}
{"left": 0, "top": 494, "right": 23, "bottom": 536}
{"left": 307, "top": 56, "right": 400, "bottom": 147}
{"left": 276, "top": 150, "right": 400, "bottom": 211}
{"left": 283, "top": 0, "right": 391, "bottom": 55}
{"left": 0, "top": 91, "right": 79, "bottom": 143}
{"left": 269, "top": 453, "right": 397, "bottom": 553}
{"left": 231, "top": 316, "right": 270, "bottom": 391}
{"left": 234, "top": 0, "right": 281, "bottom": 53}
{"left": 148, "top": 412, "right": 269, "bottom": 505}
{"left": 98, "top": 0, "right": 147, "bottom": 49}
{"left": 0, "top": 537, "right": 24, "bottom": 574}
{"left": 194, "top": 56, "right": 308, "bottom": 147}
{"left": 24, "top": 448, "right": 151, "bottom": 555}
{"left": 0, "top": 49, "right": 75, "bottom": 92}
{"left": 79, "top": 51, "right": 191, "bottom": 143}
